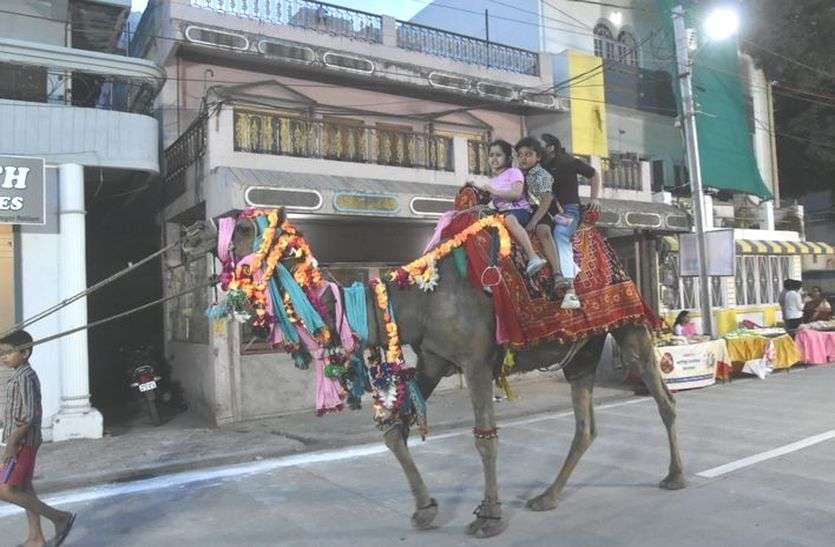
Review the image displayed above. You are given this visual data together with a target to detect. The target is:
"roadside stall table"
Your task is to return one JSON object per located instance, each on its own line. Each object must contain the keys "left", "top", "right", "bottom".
{"left": 722, "top": 328, "right": 802, "bottom": 379}
{"left": 654, "top": 335, "right": 730, "bottom": 390}
{"left": 794, "top": 321, "right": 835, "bottom": 365}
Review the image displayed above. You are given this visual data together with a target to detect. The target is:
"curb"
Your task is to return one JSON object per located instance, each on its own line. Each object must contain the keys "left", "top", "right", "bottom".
{"left": 33, "top": 390, "right": 637, "bottom": 495}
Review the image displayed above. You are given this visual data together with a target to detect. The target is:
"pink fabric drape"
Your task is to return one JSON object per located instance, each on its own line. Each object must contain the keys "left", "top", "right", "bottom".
{"left": 423, "top": 211, "right": 456, "bottom": 254}
{"left": 297, "top": 282, "right": 354, "bottom": 414}
{"left": 217, "top": 217, "right": 237, "bottom": 264}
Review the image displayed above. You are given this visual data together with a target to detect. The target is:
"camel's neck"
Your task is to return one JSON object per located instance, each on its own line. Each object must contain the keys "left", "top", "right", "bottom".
{"left": 363, "top": 278, "right": 428, "bottom": 349}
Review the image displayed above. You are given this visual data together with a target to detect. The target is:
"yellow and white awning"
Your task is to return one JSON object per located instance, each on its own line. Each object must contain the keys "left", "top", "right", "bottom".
{"left": 661, "top": 236, "right": 834, "bottom": 255}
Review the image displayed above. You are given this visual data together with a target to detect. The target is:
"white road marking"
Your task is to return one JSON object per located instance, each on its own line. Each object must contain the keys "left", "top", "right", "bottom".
{"left": 696, "top": 429, "right": 835, "bottom": 479}
{"left": 0, "top": 396, "right": 653, "bottom": 519}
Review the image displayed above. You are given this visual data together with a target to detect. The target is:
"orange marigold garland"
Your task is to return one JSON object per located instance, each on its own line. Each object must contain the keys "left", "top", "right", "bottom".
{"left": 391, "top": 215, "right": 511, "bottom": 290}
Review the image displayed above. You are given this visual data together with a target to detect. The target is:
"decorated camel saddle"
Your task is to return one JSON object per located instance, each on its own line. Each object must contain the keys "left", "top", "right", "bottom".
{"left": 412, "top": 186, "right": 658, "bottom": 350}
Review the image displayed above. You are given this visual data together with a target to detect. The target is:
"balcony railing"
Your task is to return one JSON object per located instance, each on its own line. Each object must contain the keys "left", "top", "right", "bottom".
{"left": 189, "top": 0, "right": 383, "bottom": 43}
{"left": 233, "top": 110, "right": 454, "bottom": 171}
{"left": 601, "top": 155, "right": 642, "bottom": 191}
{"left": 467, "top": 139, "right": 489, "bottom": 176}
{"left": 165, "top": 115, "right": 207, "bottom": 181}
{"left": 0, "top": 63, "right": 157, "bottom": 115}
{"left": 396, "top": 21, "right": 539, "bottom": 76}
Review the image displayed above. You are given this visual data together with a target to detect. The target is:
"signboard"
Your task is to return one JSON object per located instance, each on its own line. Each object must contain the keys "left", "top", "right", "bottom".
{"left": 0, "top": 156, "right": 45, "bottom": 225}
{"left": 656, "top": 339, "right": 729, "bottom": 391}
{"left": 333, "top": 192, "right": 399, "bottom": 215}
{"left": 679, "top": 229, "right": 734, "bottom": 276}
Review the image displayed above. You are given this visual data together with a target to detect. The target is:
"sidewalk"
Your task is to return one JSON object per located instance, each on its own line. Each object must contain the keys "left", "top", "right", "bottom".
{"left": 30, "top": 373, "right": 636, "bottom": 493}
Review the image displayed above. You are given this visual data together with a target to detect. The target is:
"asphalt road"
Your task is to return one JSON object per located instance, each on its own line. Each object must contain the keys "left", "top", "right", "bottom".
{"left": 2, "top": 365, "right": 835, "bottom": 546}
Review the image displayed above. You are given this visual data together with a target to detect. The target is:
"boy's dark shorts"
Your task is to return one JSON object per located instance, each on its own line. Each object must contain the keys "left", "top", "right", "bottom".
{"left": 1, "top": 445, "right": 37, "bottom": 487}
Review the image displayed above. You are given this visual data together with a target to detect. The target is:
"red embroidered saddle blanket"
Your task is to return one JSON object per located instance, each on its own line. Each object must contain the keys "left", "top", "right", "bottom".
{"left": 441, "top": 192, "right": 658, "bottom": 349}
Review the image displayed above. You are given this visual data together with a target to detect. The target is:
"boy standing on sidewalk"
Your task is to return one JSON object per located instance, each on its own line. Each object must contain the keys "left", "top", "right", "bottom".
{"left": 0, "top": 330, "right": 75, "bottom": 547}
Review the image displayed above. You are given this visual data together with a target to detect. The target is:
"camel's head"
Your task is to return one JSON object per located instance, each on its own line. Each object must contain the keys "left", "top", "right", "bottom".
{"left": 215, "top": 207, "right": 288, "bottom": 263}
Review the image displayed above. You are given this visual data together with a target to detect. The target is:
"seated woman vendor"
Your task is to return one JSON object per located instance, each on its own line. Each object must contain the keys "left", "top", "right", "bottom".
{"left": 471, "top": 139, "right": 547, "bottom": 276}
{"left": 673, "top": 310, "right": 697, "bottom": 336}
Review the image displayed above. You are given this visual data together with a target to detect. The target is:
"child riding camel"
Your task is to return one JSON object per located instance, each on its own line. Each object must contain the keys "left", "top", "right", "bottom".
{"left": 514, "top": 137, "right": 561, "bottom": 286}
{"left": 471, "top": 140, "right": 547, "bottom": 276}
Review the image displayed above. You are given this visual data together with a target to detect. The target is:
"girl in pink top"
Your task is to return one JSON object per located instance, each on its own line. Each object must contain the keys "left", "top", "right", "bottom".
{"left": 471, "top": 140, "right": 547, "bottom": 276}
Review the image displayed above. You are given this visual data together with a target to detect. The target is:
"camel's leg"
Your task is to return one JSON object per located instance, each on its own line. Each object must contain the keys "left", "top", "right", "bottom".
{"left": 383, "top": 350, "right": 448, "bottom": 530}
{"left": 526, "top": 337, "right": 604, "bottom": 512}
{"left": 527, "top": 373, "right": 596, "bottom": 511}
{"left": 463, "top": 360, "right": 506, "bottom": 538}
{"left": 616, "top": 326, "right": 686, "bottom": 490}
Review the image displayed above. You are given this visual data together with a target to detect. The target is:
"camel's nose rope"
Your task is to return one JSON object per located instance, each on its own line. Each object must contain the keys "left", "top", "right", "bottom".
{"left": 0, "top": 221, "right": 216, "bottom": 353}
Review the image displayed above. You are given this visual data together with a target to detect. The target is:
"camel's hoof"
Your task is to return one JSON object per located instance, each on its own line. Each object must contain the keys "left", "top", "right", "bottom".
{"left": 411, "top": 498, "right": 439, "bottom": 530}
{"left": 526, "top": 494, "right": 558, "bottom": 512}
{"left": 466, "top": 517, "right": 506, "bottom": 538}
{"left": 659, "top": 473, "right": 687, "bottom": 490}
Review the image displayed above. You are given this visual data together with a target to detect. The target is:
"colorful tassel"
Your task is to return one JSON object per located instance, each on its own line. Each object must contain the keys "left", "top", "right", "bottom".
{"left": 453, "top": 247, "right": 468, "bottom": 278}
{"left": 498, "top": 347, "right": 516, "bottom": 400}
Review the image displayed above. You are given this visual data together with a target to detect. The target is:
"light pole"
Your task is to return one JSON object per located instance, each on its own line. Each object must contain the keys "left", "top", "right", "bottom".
{"left": 671, "top": 5, "right": 738, "bottom": 338}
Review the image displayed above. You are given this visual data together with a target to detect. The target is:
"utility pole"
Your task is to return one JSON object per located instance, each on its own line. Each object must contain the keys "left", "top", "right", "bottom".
{"left": 485, "top": 9, "right": 491, "bottom": 68}
{"left": 672, "top": 5, "right": 714, "bottom": 337}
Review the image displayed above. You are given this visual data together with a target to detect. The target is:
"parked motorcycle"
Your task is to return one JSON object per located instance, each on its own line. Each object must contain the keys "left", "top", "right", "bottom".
{"left": 125, "top": 347, "right": 164, "bottom": 426}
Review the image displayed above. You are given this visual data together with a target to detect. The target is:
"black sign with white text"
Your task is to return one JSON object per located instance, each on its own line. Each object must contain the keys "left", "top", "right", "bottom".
{"left": 0, "top": 156, "right": 45, "bottom": 225}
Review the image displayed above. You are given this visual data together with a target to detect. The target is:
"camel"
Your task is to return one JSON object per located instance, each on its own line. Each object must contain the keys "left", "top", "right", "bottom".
{"left": 226, "top": 211, "right": 686, "bottom": 539}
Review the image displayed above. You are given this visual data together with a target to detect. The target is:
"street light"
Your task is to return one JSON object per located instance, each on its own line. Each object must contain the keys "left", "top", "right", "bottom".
{"left": 704, "top": 7, "right": 740, "bottom": 42}
{"left": 672, "top": 4, "right": 739, "bottom": 338}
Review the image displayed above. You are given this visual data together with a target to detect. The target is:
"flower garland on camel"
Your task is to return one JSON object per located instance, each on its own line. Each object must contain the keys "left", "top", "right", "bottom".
{"left": 389, "top": 214, "right": 512, "bottom": 290}
{"left": 211, "top": 209, "right": 515, "bottom": 427}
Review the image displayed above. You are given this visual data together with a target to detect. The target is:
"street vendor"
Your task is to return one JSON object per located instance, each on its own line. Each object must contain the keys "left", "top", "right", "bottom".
{"left": 803, "top": 286, "right": 833, "bottom": 323}
{"left": 673, "top": 310, "right": 697, "bottom": 337}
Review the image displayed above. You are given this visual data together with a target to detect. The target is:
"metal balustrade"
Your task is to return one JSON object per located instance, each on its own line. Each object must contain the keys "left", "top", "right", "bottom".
{"left": 232, "top": 110, "right": 454, "bottom": 171}
{"left": 189, "top": 0, "right": 383, "bottom": 43}
{"left": 396, "top": 20, "right": 539, "bottom": 76}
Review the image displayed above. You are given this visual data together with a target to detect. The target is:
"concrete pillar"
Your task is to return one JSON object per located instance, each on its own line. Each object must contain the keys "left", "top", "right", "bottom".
{"left": 702, "top": 194, "right": 714, "bottom": 230}
{"left": 453, "top": 136, "right": 468, "bottom": 186}
{"left": 52, "top": 163, "right": 102, "bottom": 441}
{"left": 640, "top": 160, "right": 652, "bottom": 193}
{"left": 760, "top": 200, "right": 775, "bottom": 231}
{"left": 381, "top": 15, "right": 397, "bottom": 48}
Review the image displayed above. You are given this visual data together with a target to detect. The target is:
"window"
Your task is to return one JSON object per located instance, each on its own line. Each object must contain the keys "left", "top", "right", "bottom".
{"left": 651, "top": 159, "right": 664, "bottom": 192}
{"left": 593, "top": 23, "right": 615, "bottom": 59}
{"left": 734, "top": 254, "right": 792, "bottom": 306}
{"left": 659, "top": 250, "right": 727, "bottom": 310}
{"left": 617, "top": 31, "right": 638, "bottom": 66}
{"left": 467, "top": 139, "right": 489, "bottom": 176}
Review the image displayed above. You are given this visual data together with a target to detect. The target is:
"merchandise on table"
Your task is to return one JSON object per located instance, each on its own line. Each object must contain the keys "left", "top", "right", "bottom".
{"left": 723, "top": 333, "right": 801, "bottom": 373}
{"left": 793, "top": 328, "right": 835, "bottom": 365}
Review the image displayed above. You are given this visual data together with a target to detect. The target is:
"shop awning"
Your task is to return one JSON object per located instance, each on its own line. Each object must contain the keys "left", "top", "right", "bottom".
{"left": 662, "top": 236, "right": 834, "bottom": 255}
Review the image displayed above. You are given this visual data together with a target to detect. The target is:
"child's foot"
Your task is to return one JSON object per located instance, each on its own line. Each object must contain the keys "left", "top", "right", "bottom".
{"left": 22, "top": 540, "right": 45, "bottom": 547}
{"left": 525, "top": 256, "right": 547, "bottom": 276}
{"left": 561, "top": 291, "right": 581, "bottom": 310}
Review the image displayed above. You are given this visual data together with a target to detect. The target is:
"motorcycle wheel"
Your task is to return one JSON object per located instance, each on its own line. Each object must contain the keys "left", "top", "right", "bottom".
{"left": 144, "top": 393, "right": 162, "bottom": 426}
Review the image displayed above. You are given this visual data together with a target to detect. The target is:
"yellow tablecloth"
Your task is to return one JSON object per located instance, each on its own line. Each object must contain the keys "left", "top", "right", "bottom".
{"left": 725, "top": 334, "right": 802, "bottom": 370}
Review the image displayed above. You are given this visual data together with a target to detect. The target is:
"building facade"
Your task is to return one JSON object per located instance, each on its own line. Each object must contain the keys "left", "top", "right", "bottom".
{"left": 411, "top": 0, "right": 831, "bottom": 335}
{"left": 135, "top": 0, "right": 691, "bottom": 424}
{"left": 0, "top": 0, "right": 163, "bottom": 441}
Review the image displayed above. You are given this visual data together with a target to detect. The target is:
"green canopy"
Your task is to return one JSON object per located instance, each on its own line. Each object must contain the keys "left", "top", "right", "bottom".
{"left": 654, "top": 1, "right": 772, "bottom": 199}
